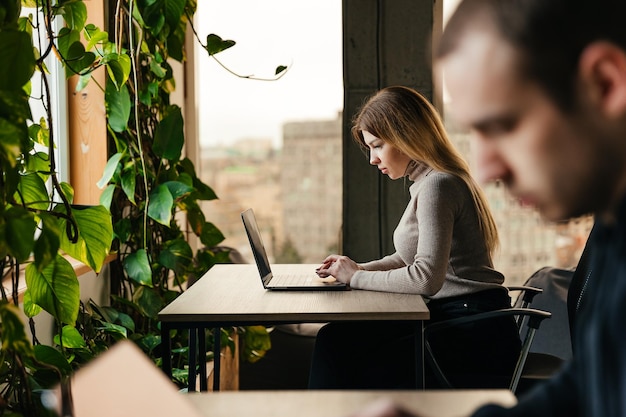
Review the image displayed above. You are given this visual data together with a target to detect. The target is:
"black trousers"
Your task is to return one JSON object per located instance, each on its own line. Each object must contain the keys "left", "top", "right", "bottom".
{"left": 308, "top": 289, "right": 522, "bottom": 389}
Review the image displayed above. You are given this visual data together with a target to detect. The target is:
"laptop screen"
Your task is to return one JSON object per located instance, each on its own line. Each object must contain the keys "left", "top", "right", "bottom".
{"left": 241, "top": 209, "right": 273, "bottom": 283}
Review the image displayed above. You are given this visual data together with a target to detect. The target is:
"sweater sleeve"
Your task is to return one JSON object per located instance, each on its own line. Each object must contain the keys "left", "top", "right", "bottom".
{"left": 350, "top": 175, "right": 458, "bottom": 295}
{"left": 359, "top": 252, "right": 406, "bottom": 271}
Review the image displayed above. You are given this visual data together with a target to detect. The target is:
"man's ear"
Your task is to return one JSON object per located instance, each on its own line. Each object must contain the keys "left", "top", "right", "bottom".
{"left": 579, "top": 41, "right": 626, "bottom": 117}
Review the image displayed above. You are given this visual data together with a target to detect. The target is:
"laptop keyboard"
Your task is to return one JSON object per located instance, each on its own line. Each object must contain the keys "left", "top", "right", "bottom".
{"left": 271, "top": 273, "right": 317, "bottom": 286}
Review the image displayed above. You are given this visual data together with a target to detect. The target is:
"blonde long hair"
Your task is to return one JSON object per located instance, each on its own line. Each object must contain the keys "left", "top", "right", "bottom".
{"left": 351, "top": 85, "right": 499, "bottom": 255}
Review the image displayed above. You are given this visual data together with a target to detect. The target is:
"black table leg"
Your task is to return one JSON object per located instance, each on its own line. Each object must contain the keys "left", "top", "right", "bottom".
{"left": 189, "top": 328, "right": 197, "bottom": 392}
{"left": 161, "top": 322, "right": 172, "bottom": 379}
{"left": 213, "top": 327, "right": 221, "bottom": 391}
{"left": 415, "top": 321, "right": 424, "bottom": 389}
{"left": 199, "top": 327, "right": 207, "bottom": 391}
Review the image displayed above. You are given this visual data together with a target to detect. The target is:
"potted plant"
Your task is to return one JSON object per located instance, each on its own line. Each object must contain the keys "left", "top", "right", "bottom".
{"left": 1, "top": 2, "right": 285, "bottom": 413}
{"left": 0, "top": 1, "right": 113, "bottom": 414}
{"left": 98, "top": 0, "right": 285, "bottom": 389}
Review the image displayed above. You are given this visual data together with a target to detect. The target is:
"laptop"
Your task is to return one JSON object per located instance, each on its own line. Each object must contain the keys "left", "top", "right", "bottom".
{"left": 241, "top": 208, "right": 348, "bottom": 291}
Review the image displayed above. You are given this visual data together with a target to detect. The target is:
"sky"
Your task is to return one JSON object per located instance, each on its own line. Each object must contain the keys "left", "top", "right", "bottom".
{"left": 194, "top": 1, "right": 343, "bottom": 148}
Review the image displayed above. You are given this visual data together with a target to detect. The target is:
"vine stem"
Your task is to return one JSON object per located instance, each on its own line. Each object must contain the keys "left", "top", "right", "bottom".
{"left": 125, "top": 0, "right": 150, "bottom": 250}
{"left": 185, "top": 9, "right": 290, "bottom": 82}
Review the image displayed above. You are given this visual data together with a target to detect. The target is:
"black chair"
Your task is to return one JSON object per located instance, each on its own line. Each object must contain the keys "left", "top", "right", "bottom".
{"left": 507, "top": 268, "right": 576, "bottom": 393}
{"left": 424, "top": 306, "right": 552, "bottom": 393}
{"left": 499, "top": 224, "right": 596, "bottom": 394}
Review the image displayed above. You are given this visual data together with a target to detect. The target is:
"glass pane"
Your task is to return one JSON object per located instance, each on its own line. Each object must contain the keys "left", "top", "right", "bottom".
{"left": 195, "top": 1, "right": 343, "bottom": 265}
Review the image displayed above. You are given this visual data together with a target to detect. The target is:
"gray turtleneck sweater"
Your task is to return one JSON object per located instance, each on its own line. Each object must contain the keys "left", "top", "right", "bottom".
{"left": 350, "top": 162, "right": 505, "bottom": 300}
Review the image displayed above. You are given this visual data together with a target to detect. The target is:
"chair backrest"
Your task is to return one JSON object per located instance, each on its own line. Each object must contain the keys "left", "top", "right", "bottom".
{"left": 514, "top": 267, "right": 574, "bottom": 361}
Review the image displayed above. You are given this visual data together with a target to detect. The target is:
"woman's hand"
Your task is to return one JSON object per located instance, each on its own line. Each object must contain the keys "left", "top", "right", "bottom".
{"left": 316, "top": 254, "right": 362, "bottom": 284}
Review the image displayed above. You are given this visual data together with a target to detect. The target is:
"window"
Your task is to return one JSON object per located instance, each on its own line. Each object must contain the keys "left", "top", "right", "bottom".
{"left": 194, "top": 1, "right": 343, "bottom": 264}
{"left": 23, "top": 7, "right": 69, "bottom": 184}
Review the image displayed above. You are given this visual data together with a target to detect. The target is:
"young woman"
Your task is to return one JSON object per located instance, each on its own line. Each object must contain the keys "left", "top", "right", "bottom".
{"left": 309, "top": 86, "right": 521, "bottom": 389}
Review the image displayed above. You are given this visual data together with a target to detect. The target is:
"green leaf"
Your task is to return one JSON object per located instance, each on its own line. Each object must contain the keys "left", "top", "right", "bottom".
{"left": 97, "top": 306, "right": 135, "bottom": 333}
{"left": 191, "top": 177, "right": 218, "bottom": 201}
{"left": 32, "top": 344, "right": 72, "bottom": 376}
{"left": 105, "top": 82, "right": 131, "bottom": 132}
{"left": 4, "top": 206, "right": 36, "bottom": 262}
{"left": 23, "top": 290, "right": 43, "bottom": 317}
{"left": 205, "top": 34, "right": 235, "bottom": 56}
{"left": 136, "top": 333, "right": 161, "bottom": 353}
{"left": 0, "top": 118, "right": 26, "bottom": 167}
{"left": 58, "top": 205, "right": 113, "bottom": 273}
{"left": 153, "top": 106, "right": 184, "bottom": 160}
{"left": 186, "top": 202, "right": 206, "bottom": 235}
{"left": 0, "top": 0, "right": 21, "bottom": 27}
{"left": 200, "top": 221, "right": 225, "bottom": 247}
{"left": 123, "top": 249, "right": 152, "bottom": 286}
{"left": 241, "top": 325, "right": 272, "bottom": 363}
{"left": 64, "top": 41, "right": 96, "bottom": 76}
{"left": 97, "top": 152, "right": 123, "bottom": 189}
{"left": 33, "top": 213, "right": 61, "bottom": 271}
{"left": 0, "top": 88, "right": 32, "bottom": 123}
{"left": 29, "top": 117, "right": 50, "bottom": 147}
{"left": 133, "top": 286, "right": 163, "bottom": 319}
{"left": 163, "top": 0, "right": 185, "bottom": 27}
{"left": 54, "top": 325, "right": 87, "bottom": 348}
{"left": 75, "top": 72, "right": 92, "bottom": 92}
{"left": 149, "top": 58, "right": 166, "bottom": 78}
{"left": 99, "top": 184, "right": 115, "bottom": 210}
{"left": 167, "top": 32, "right": 183, "bottom": 61}
{"left": 15, "top": 172, "right": 49, "bottom": 210}
{"left": 60, "top": 0, "right": 87, "bottom": 31}
{"left": 96, "top": 321, "right": 127, "bottom": 338}
{"left": 0, "top": 30, "right": 35, "bottom": 90}
{"left": 158, "top": 238, "right": 192, "bottom": 275}
{"left": 178, "top": 159, "right": 218, "bottom": 200}
{"left": 196, "top": 247, "right": 230, "bottom": 272}
{"left": 112, "top": 218, "right": 131, "bottom": 244}
{"left": 0, "top": 301, "right": 34, "bottom": 356}
{"left": 115, "top": 312, "right": 135, "bottom": 332}
{"left": 163, "top": 180, "right": 193, "bottom": 201}
{"left": 176, "top": 172, "right": 193, "bottom": 187}
{"left": 66, "top": 41, "right": 86, "bottom": 61}
{"left": 25, "top": 151, "right": 51, "bottom": 179}
{"left": 57, "top": 28, "right": 81, "bottom": 61}
{"left": 60, "top": 182, "right": 75, "bottom": 204}
{"left": 131, "top": 3, "right": 146, "bottom": 27}
{"left": 105, "top": 53, "right": 131, "bottom": 90}
{"left": 142, "top": 3, "right": 166, "bottom": 37}
{"left": 147, "top": 184, "right": 173, "bottom": 225}
{"left": 275, "top": 65, "right": 288, "bottom": 75}
{"left": 121, "top": 166, "right": 136, "bottom": 204}
{"left": 84, "top": 24, "right": 109, "bottom": 50}
{"left": 71, "top": 53, "right": 96, "bottom": 77}
{"left": 25, "top": 255, "right": 80, "bottom": 325}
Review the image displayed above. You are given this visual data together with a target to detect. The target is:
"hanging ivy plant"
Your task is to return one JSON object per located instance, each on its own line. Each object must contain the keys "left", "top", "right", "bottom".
{"left": 0, "top": 0, "right": 288, "bottom": 413}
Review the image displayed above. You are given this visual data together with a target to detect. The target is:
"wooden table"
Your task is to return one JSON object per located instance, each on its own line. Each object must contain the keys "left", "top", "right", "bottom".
{"left": 158, "top": 264, "right": 429, "bottom": 391}
{"left": 185, "top": 390, "right": 517, "bottom": 417}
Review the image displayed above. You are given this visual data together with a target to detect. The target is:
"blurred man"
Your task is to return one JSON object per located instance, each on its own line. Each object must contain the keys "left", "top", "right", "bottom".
{"left": 351, "top": 0, "right": 626, "bottom": 416}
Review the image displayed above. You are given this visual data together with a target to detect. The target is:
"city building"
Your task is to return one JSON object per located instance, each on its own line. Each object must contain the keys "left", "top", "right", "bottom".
{"left": 280, "top": 113, "right": 343, "bottom": 263}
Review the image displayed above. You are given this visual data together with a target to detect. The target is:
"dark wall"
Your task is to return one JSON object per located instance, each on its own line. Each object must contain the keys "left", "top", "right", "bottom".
{"left": 342, "top": 0, "right": 442, "bottom": 261}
